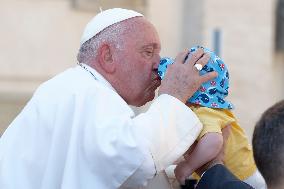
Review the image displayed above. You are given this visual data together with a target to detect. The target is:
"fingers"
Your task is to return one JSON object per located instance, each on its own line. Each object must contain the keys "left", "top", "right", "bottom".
{"left": 195, "top": 53, "right": 211, "bottom": 68}
{"left": 185, "top": 48, "right": 205, "bottom": 66}
{"left": 174, "top": 49, "right": 189, "bottom": 64}
{"left": 199, "top": 71, "right": 218, "bottom": 83}
{"left": 175, "top": 48, "right": 210, "bottom": 68}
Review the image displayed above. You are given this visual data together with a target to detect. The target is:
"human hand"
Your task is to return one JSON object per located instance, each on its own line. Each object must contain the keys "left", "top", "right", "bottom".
{"left": 174, "top": 141, "right": 201, "bottom": 185}
{"left": 158, "top": 48, "right": 218, "bottom": 103}
{"left": 195, "top": 125, "right": 232, "bottom": 176}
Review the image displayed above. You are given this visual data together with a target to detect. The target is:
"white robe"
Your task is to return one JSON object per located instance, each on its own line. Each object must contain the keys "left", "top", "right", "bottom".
{"left": 0, "top": 64, "right": 202, "bottom": 189}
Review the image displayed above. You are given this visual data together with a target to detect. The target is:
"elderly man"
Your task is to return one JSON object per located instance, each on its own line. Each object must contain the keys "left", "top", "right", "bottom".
{"left": 0, "top": 8, "right": 250, "bottom": 189}
{"left": 253, "top": 100, "right": 284, "bottom": 189}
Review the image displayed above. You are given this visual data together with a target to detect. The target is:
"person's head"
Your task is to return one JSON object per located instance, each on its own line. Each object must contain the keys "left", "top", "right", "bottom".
{"left": 158, "top": 46, "right": 233, "bottom": 109}
{"left": 77, "top": 8, "right": 161, "bottom": 107}
{"left": 253, "top": 100, "right": 284, "bottom": 188}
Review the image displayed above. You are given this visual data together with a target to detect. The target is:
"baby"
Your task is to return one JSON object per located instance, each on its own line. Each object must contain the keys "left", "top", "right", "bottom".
{"left": 158, "top": 46, "right": 266, "bottom": 189}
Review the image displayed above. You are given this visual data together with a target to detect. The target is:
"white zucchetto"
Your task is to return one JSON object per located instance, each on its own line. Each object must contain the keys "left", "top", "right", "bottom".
{"left": 80, "top": 8, "right": 144, "bottom": 45}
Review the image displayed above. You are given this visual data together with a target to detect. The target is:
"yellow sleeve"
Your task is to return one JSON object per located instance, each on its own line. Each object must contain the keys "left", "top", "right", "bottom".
{"left": 191, "top": 107, "right": 236, "bottom": 140}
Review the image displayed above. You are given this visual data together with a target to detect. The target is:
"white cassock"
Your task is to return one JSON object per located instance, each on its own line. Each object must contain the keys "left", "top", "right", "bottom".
{"left": 0, "top": 64, "right": 202, "bottom": 189}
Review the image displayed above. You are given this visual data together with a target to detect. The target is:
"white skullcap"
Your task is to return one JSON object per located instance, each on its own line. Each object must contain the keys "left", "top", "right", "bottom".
{"left": 80, "top": 8, "right": 144, "bottom": 45}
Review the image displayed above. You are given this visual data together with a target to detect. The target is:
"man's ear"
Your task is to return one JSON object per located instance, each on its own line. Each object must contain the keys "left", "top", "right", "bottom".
{"left": 98, "top": 44, "right": 115, "bottom": 73}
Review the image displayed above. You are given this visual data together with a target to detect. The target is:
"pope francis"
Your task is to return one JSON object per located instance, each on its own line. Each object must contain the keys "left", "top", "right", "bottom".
{"left": 0, "top": 8, "right": 217, "bottom": 189}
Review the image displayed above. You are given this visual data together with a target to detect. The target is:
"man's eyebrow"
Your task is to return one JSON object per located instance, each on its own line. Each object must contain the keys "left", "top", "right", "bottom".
{"left": 141, "top": 43, "right": 160, "bottom": 49}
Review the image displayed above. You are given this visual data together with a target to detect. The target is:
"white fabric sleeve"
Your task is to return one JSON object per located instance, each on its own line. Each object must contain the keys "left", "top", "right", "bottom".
{"left": 119, "top": 148, "right": 156, "bottom": 188}
{"left": 121, "top": 94, "right": 202, "bottom": 188}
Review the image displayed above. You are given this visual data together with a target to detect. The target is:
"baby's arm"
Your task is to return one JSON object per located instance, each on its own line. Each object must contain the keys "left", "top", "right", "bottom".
{"left": 175, "top": 132, "right": 223, "bottom": 185}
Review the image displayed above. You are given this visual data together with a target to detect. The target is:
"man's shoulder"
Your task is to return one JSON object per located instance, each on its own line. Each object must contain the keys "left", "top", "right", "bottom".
{"left": 30, "top": 66, "right": 134, "bottom": 114}
{"left": 36, "top": 66, "right": 99, "bottom": 96}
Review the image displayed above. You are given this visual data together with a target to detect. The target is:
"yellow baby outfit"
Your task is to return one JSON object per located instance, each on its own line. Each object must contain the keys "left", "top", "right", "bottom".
{"left": 191, "top": 106, "right": 256, "bottom": 180}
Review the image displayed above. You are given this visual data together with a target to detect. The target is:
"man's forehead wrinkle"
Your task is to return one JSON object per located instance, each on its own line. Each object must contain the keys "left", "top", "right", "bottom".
{"left": 141, "top": 43, "right": 160, "bottom": 50}
{"left": 109, "top": 17, "right": 160, "bottom": 52}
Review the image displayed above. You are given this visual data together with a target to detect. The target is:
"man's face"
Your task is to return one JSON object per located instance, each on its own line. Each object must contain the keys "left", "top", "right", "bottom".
{"left": 114, "top": 18, "right": 161, "bottom": 106}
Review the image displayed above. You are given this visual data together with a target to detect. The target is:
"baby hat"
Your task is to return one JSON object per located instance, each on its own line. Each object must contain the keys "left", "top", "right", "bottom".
{"left": 158, "top": 46, "right": 234, "bottom": 109}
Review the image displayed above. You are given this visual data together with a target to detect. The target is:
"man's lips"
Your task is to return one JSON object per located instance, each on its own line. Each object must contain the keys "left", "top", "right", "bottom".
{"left": 149, "top": 71, "right": 161, "bottom": 90}
{"left": 152, "top": 71, "right": 161, "bottom": 81}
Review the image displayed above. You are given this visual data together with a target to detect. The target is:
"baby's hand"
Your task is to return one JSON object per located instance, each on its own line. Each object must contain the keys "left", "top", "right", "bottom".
{"left": 174, "top": 161, "right": 193, "bottom": 185}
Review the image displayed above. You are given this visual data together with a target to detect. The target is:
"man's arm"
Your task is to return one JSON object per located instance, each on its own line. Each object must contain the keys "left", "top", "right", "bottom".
{"left": 121, "top": 94, "right": 203, "bottom": 188}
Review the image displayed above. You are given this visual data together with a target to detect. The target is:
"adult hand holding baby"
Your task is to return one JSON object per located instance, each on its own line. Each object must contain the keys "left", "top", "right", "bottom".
{"left": 158, "top": 48, "right": 218, "bottom": 103}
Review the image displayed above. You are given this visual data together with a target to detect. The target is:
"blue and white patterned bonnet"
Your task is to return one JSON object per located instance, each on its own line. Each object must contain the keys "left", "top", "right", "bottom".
{"left": 158, "top": 46, "right": 234, "bottom": 109}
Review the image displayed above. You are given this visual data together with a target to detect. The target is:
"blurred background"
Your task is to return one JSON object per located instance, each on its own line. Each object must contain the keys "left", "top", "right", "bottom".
{"left": 0, "top": 0, "right": 283, "bottom": 142}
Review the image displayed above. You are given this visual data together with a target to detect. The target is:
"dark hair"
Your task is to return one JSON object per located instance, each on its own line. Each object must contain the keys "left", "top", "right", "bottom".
{"left": 252, "top": 100, "right": 284, "bottom": 187}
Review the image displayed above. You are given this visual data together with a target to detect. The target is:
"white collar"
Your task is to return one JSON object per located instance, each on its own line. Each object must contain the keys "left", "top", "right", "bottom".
{"left": 77, "top": 63, "right": 136, "bottom": 116}
{"left": 78, "top": 63, "right": 117, "bottom": 92}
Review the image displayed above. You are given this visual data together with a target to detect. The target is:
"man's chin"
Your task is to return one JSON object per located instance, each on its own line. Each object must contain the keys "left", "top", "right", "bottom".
{"left": 143, "top": 93, "right": 156, "bottom": 105}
